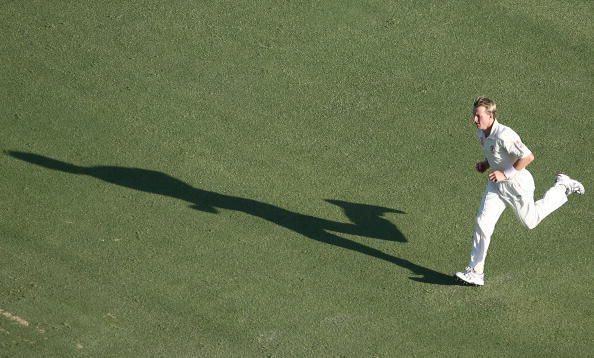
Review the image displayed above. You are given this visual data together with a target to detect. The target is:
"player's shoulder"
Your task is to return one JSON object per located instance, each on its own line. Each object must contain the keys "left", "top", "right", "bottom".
{"left": 493, "top": 121, "right": 521, "bottom": 141}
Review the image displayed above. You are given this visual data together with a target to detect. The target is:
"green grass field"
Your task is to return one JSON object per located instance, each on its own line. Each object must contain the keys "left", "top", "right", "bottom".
{"left": 1, "top": 1, "right": 592, "bottom": 356}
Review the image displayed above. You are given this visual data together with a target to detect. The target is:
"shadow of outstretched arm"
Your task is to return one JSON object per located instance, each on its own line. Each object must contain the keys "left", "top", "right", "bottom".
{"left": 325, "top": 199, "right": 406, "bottom": 242}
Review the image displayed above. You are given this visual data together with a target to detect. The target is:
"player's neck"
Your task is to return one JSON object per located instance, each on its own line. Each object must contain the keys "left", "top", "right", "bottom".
{"left": 483, "top": 120, "right": 495, "bottom": 137}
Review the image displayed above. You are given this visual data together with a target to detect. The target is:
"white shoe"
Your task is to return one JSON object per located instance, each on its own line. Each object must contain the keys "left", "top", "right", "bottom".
{"left": 455, "top": 267, "right": 484, "bottom": 286}
{"left": 555, "top": 173, "right": 585, "bottom": 195}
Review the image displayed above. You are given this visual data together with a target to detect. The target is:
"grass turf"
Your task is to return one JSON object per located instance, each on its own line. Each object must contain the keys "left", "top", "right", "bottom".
{"left": 1, "top": 1, "right": 592, "bottom": 356}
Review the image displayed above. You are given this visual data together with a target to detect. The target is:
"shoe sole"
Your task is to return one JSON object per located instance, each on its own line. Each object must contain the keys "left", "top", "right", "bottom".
{"left": 574, "top": 182, "right": 585, "bottom": 195}
{"left": 454, "top": 272, "right": 484, "bottom": 286}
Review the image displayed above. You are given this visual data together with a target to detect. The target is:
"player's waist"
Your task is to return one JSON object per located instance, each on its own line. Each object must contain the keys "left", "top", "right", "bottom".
{"left": 492, "top": 168, "right": 532, "bottom": 183}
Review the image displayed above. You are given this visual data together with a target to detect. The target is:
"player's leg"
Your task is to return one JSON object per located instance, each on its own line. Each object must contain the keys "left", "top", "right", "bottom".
{"left": 508, "top": 171, "right": 572, "bottom": 230}
{"left": 456, "top": 182, "right": 506, "bottom": 285}
{"left": 469, "top": 183, "right": 507, "bottom": 273}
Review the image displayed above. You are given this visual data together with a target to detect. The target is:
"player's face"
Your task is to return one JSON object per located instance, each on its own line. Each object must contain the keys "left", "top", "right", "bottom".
{"left": 472, "top": 106, "right": 494, "bottom": 131}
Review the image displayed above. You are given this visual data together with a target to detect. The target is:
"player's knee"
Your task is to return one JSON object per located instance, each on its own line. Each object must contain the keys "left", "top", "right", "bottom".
{"left": 475, "top": 216, "right": 494, "bottom": 237}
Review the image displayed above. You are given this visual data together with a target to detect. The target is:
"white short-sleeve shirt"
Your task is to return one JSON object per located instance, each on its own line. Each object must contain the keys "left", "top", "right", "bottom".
{"left": 477, "top": 120, "right": 532, "bottom": 172}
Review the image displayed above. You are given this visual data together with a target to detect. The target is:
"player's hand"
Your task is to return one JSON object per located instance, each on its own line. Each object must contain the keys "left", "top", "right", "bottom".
{"left": 476, "top": 161, "right": 489, "bottom": 173}
{"left": 489, "top": 170, "right": 506, "bottom": 182}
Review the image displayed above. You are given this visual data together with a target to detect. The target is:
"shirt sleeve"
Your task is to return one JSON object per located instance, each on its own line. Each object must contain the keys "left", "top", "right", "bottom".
{"left": 503, "top": 132, "right": 532, "bottom": 158}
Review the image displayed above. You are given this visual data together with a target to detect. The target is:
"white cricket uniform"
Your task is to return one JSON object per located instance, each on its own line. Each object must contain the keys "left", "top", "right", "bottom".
{"left": 468, "top": 120, "right": 568, "bottom": 274}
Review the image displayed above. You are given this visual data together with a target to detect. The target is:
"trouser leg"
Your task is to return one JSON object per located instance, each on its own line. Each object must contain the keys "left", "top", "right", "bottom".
{"left": 506, "top": 171, "right": 568, "bottom": 230}
{"left": 469, "top": 182, "right": 506, "bottom": 274}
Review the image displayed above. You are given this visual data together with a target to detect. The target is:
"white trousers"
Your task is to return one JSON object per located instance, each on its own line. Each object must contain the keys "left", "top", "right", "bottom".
{"left": 468, "top": 170, "right": 567, "bottom": 274}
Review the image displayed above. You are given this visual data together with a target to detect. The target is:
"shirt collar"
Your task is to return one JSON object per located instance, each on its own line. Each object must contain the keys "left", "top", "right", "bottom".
{"left": 487, "top": 120, "right": 500, "bottom": 138}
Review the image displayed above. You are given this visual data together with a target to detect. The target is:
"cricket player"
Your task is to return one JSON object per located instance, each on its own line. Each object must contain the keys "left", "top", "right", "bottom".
{"left": 455, "top": 96, "right": 585, "bottom": 286}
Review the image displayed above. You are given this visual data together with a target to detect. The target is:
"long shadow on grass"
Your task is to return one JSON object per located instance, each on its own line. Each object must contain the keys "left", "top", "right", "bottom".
{"left": 7, "top": 151, "right": 457, "bottom": 285}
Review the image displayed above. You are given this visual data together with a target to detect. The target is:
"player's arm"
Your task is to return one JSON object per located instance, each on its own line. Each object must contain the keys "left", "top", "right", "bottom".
{"left": 490, "top": 154, "right": 534, "bottom": 182}
{"left": 502, "top": 135, "right": 534, "bottom": 178}
{"left": 512, "top": 153, "right": 534, "bottom": 172}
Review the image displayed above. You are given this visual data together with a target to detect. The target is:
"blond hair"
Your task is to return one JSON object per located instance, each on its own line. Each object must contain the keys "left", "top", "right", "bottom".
{"left": 473, "top": 96, "right": 497, "bottom": 119}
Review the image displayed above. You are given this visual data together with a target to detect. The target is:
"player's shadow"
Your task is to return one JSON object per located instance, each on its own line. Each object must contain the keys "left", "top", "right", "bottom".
{"left": 7, "top": 150, "right": 458, "bottom": 285}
